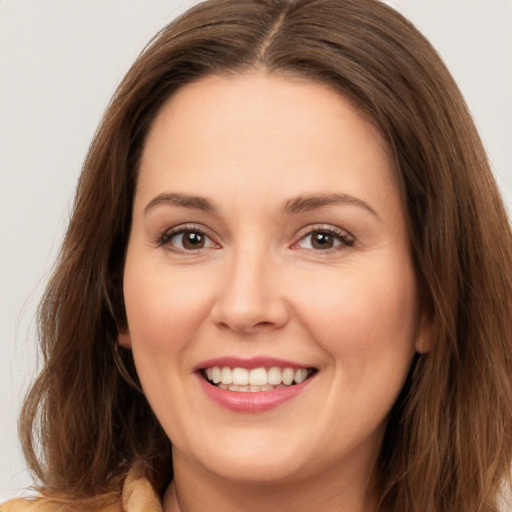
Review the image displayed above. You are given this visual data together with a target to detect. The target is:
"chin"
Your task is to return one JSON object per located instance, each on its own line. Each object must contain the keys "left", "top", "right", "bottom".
{"left": 183, "top": 429, "right": 313, "bottom": 484}
{"left": 205, "top": 455, "right": 307, "bottom": 484}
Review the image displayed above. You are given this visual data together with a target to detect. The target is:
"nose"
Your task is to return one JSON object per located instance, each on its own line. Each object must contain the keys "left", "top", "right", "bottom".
{"left": 210, "top": 247, "right": 290, "bottom": 335}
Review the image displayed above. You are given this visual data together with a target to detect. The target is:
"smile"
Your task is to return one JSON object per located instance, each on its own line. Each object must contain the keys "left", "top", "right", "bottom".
{"left": 202, "top": 366, "right": 316, "bottom": 392}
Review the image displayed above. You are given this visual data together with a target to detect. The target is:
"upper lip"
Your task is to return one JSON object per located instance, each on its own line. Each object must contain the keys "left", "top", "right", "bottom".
{"left": 195, "top": 356, "right": 314, "bottom": 371}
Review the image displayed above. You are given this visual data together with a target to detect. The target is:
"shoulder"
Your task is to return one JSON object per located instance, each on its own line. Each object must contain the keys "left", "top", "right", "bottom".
{"left": 1, "top": 498, "right": 122, "bottom": 512}
{"left": 1, "top": 461, "right": 161, "bottom": 512}
{"left": 0, "top": 499, "right": 41, "bottom": 512}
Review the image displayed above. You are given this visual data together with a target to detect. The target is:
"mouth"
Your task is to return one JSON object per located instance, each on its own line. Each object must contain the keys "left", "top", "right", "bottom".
{"left": 201, "top": 366, "right": 317, "bottom": 392}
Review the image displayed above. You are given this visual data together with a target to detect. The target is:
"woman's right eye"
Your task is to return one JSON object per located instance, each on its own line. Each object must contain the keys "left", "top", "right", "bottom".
{"left": 160, "top": 228, "right": 218, "bottom": 251}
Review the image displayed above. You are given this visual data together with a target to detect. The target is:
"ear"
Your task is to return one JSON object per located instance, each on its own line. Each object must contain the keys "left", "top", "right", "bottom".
{"left": 415, "top": 314, "right": 432, "bottom": 354}
{"left": 117, "top": 329, "right": 132, "bottom": 349}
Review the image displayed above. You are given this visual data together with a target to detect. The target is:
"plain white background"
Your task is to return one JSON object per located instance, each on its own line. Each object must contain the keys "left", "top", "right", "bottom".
{"left": 1, "top": 0, "right": 511, "bottom": 502}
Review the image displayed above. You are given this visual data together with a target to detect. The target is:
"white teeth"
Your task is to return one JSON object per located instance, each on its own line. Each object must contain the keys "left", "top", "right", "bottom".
{"left": 249, "top": 367, "right": 267, "bottom": 386}
{"left": 232, "top": 367, "right": 249, "bottom": 386}
{"left": 267, "top": 367, "right": 282, "bottom": 385}
{"left": 282, "top": 367, "right": 294, "bottom": 385}
{"left": 204, "top": 365, "right": 314, "bottom": 390}
{"left": 221, "top": 367, "right": 232, "bottom": 385}
{"left": 212, "top": 367, "right": 222, "bottom": 384}
{"left": 294, "top": 368, "right": 308, "bottom": 384}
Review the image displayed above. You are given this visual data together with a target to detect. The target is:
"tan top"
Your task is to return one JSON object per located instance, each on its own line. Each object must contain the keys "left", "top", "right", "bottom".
{"left": 0, "top": 462, "right": 162, "bottom": 512}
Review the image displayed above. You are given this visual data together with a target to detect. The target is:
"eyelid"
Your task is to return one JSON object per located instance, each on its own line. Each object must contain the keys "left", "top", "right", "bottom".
{"left": 291, "top": 224, "right": 355, "bottom": 250}
{"left": 156, "top": 222, "right": 354, "bottom": 253}
{"left": 157, "top": 223, "right": 220, "bottom": 251}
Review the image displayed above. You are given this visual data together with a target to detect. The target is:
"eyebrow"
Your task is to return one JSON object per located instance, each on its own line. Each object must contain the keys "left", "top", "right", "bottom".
{"left": 144, "top": 193, "right": 217, "bottom": 214}
{"left": 281, "top": 193, "right": 380, "bottom": 219}
{"left": 144, "top": 191, "right": 379, "bottom": 219}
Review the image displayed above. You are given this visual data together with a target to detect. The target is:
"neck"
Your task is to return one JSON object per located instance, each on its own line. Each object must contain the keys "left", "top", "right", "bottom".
{"left": 162, "top": 452, "right": 378, "bottom": 512}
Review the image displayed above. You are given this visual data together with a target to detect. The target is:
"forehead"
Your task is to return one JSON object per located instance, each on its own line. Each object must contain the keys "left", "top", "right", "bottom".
{"left": 136, "top": 71, "right": 399, "bottom": 220}
{"left": 144, "top": 71, "right": 389, "bottom": 159}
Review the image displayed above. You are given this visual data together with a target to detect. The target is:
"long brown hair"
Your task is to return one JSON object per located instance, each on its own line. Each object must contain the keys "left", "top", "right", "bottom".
{"left": 20, "top": 0, "right": 512, "bottom": 510}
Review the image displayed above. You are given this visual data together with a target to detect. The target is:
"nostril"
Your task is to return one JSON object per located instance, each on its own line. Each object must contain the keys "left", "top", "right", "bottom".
{"left": 214, "top": 319, "right": 283, "bottom": 335}
{"left": 254, "top": 321, "right": 274, "bottom": 328}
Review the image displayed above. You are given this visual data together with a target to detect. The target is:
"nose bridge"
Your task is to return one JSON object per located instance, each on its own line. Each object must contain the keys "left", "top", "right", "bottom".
{"left": 212, "top": 239, "right": 288, "bottom": 333}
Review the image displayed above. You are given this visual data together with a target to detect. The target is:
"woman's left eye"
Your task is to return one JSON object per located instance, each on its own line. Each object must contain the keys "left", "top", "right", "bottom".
{"left": 294, "top": 228, "right": 354, "bottom": 251}
{"left": 160, "top": 228, "right": 217, "bottom": 251}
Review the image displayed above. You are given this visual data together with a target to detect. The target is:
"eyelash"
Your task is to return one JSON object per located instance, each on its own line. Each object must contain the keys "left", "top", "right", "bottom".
{"left": 292, "top": 225, "right": 355, "bottom": 252}
{"left": 157, "top": 224, "right": 216, "bottom": 252}
{"left": 157, "top": 224, "right": 355, "bottom": 253}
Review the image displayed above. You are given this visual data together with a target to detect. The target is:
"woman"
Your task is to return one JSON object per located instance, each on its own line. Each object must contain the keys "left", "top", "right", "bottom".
{"left": 3, "top": 0, "right": 512, "bottom": 510}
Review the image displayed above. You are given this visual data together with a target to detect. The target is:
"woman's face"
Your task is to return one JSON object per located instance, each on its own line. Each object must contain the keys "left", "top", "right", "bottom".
{"left": 121, "top": 72, "right": 425, "bottom": 485}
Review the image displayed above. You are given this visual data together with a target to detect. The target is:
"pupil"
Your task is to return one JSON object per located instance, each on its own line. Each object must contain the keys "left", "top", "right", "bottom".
{"left": 312, "top": 232, "right": 333, "bottom": 249}
{"left": 184, "top": 232, "right": 204, "bottom": 249}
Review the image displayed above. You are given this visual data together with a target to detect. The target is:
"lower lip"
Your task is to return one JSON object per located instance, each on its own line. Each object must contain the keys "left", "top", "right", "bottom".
{"left": 197, "top": 373, "right": 314, "bottom": 413}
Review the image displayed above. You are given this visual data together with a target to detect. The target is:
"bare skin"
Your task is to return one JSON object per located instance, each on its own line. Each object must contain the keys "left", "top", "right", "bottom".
{"left": 120, "top": 71, "right": 427, "bottom": 512}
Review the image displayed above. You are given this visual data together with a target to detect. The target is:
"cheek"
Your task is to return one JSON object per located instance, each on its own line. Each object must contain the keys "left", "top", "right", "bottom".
{"left": 122, "top": 264, "right": 217, "bottom": 430}
{"left": 123, "top": 265, "right": 216, "bottom": 355}
{"left": 293, "top": 256, "right": 419, "bottom": 374}
{"left": 292, "top": 257, "right": 419, "bottom": 446}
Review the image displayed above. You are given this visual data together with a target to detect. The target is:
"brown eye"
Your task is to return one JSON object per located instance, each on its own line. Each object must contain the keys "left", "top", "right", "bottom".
{"left": 311, "top": 231, "right": 335, "bottom": 250}
{"left": 161, "top": 228, "right": 216, "bottom": 251}
{"left": 182, "top": 231, "right": 205, "bottom": 249}
{"left": 295, "top": 227, "right": 354, "bottom": 251}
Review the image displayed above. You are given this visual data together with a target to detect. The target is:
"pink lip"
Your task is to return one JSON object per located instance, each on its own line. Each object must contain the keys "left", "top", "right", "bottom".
{"left": 195, "top": 356, "right": 311, "bottom": 371}
{"left": 195, "top": 372, "right": 315, "bottom": 413}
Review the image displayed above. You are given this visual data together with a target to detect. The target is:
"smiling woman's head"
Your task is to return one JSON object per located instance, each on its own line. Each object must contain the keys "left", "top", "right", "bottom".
{"left": 119, "top": 72, "right": 422, "bottom": 510}
{"left": 20, "top": 0, "right": 512, "bottom": 511}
